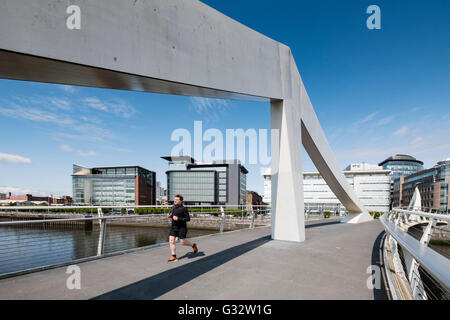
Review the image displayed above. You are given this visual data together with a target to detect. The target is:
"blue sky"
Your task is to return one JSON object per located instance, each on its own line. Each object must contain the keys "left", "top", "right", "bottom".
{"left": 1, "top": 0, "right": 449, "bottom": 197}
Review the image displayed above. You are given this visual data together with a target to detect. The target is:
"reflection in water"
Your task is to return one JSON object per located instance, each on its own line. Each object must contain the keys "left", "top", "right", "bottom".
{"left": 0, "top": 225, "right": 218, "bottom": 276}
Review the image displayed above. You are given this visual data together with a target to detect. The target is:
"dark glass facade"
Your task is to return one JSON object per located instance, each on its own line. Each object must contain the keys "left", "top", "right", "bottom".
{"left": 167, "top": 171, "right": 217, "bottom": 203}
{"left": 379, "top": 155, "right": 424, "bottom": 181}
{"left": 163, "top": 157, "right": 247, "bottom": 205}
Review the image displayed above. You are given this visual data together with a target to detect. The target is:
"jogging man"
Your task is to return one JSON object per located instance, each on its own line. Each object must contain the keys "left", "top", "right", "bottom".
{"left": 167, "top": 194, "right": 198, "bottom": 262}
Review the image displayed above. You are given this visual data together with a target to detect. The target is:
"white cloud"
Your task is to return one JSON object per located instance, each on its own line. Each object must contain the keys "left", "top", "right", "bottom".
{"left": 0, "top": 186, "right": 34, "bottom": 195}
{"left": 189, "top": 97, "right": 230, "bottom": 122}
{"left": 355, "top": 112, "right": 378, "bottom": 125}
{"left": 80, "top": 115, "right": 102, "bottom": 124}
{"left": 0, "top": 95, "right": 131, "bottom": 149}
{"left": 84, "top": 97, "right": 108, "bottom": 111}
{"left": 105, "top": 146, "right": 132, "bottom": 153}
{"left": 0, "top": 152, "right": 32, "bottom": 164}
{"left": 83, "top": 97, "right": 136, "bottom": 118}
{"left": 410, "top": 136, "right": 424, "bottom": 145}
{"left": 48, "top": 97, "right": 71, "bottom": 111}
{"left": 54, "top": 123, "right": 116, "bottom": 143}
{"left": 394, "top": 125, "right": 408, "bottom": 136}
{"left": 77, "top": 151, "right": 96, "bottom": 157}
{"left": 59, "top": 85, "right": 76, "bottom": 93}
{"left": 0, "top": 102, "right": 74, "bottom": 125}
{"left": 59, "top": 144, "right": 74, "bottom": 152}
{"left": 11, "top": 96, "right": 71, "bottom": 111}
{"left": 74, "top": 124, "right": 116, "bottom": 140}
{"left": 377, "top": 115, "right": 395, "bottom": 126}
{"left": 59, "top": 144, "right": 96, "bottom": 157}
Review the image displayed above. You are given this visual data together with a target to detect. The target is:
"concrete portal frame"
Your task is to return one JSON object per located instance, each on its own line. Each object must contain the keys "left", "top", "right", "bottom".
{"left": 0, "top": 0, "right": 372, "bottom": 242}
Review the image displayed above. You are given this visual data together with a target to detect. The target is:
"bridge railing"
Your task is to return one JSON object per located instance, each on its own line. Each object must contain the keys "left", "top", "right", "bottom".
{"left": 0, "top": 204, "right": 271, "bottom": 279}
{"left": 380, "top": 208, "right": 450, "bottom": 300}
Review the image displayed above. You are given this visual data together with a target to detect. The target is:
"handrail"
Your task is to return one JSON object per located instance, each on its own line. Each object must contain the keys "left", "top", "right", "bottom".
{"left": 0, "top": 211, "right": 271, "bottom": 226}
{"left": 0, "top": 204, "right": 270, "bottom": 210}
{"left": 0, "top": 214, "right": 170, "bottom": 225}
{"left": 380, "top": 212, "right": 450, "bottom": 293}
{"left": 392, "top": 208, "right": 450, "bottom": 222}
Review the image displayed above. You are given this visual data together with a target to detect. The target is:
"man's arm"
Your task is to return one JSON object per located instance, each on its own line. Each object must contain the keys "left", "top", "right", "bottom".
{"left": 179, "top": 207, "right": 190, "bottom": 222}
{"left": 167, "top": 206, "right": 174, "bottom": 219}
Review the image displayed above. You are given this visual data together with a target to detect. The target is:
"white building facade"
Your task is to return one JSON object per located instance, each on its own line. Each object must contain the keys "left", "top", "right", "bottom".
{"left": 262, "top": 163, "right": 391, "bottom": 213}
{"left": 262, "top": 168, "right": 272, "bottom": 205}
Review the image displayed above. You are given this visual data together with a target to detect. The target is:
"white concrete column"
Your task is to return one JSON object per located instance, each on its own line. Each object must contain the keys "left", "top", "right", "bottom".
{"left": 271, "top": 99, "right": 305, "bottom": 242}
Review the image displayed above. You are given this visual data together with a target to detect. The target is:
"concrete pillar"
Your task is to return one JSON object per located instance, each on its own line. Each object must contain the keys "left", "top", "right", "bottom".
{"left": 271, "top": 99, "right": 305, "bottom": 242}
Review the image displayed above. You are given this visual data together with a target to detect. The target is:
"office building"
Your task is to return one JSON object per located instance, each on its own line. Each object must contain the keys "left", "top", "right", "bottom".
{"left": 0, "top": 193, "right": 6, "bottom": 200}
{"left": 8, "top": 193, "right": 53, "bottom": 202}
{"left": 156, "top": 181, "right": 167, "bottom": 203}
{"left": 72, "top": 164, "right": 156, "bottom": 206}
{"left": 1, "top": 193, "right": 71, "bottom": 205}
{"left": 393, "top": 158, "right": 450, "bottom": 212}
{"left": 162, "top": 156, "right": 247, "bottom": 205}
{"left": 262, "top": 168, "right": 271, "bottom": 205}
{"left": 263, "top": 163, "right": 391, "bottom": 213}
{"left": 246, "top": 190, "right": 263, "bottom": 206}
{"left": 52, "top": 196, "right": 73, "bottom": 205}
{"left": 378, "top": 154, "right": 424, "bottom": 181}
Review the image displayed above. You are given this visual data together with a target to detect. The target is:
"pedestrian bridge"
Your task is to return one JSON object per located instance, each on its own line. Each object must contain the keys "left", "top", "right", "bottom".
{"left": 0, "top": 0, "right": 373, "bottom": 244}
{"left": 0, "top": 219, "right": 387, "bottom": 300}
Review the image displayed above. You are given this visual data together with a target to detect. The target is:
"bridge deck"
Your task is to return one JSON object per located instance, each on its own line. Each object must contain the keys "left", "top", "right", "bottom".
{"left": 0, "top": 219, "right": 387, "bottom": 300}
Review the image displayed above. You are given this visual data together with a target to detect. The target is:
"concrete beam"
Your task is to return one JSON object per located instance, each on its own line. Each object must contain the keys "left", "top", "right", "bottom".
{"left": 0, "top": 0, "right": 282, "bottom": 100}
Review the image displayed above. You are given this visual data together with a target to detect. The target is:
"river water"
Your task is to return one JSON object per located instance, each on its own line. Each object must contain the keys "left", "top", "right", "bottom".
{"left": 0, "top": 224, "right": 218, "bottom": 276}
{"left": 407, "top": 223, "right": 450, "bottom": 259}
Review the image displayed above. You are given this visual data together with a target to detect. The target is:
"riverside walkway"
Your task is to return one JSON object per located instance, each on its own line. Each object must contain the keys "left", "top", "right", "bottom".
{"left": 0, "top": 219, "right": 387, "bottom": 300}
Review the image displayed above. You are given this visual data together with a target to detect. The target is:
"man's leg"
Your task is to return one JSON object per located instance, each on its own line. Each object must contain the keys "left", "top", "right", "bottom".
{"left": 169, "top": 235, "right": 176, "bottom": 255}
{"left": 178, "top": 227, "right": 197, "bottom": 253}
{"left": 180, "top": 238, "right": 198, "bottom": 253}
{"left": 179, "top": 238, "right": 192, "bottom": 246}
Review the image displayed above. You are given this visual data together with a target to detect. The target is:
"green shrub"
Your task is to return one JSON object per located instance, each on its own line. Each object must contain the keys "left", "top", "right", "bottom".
{"left": 369, "top": 211, "right": 384, "bottom": 219}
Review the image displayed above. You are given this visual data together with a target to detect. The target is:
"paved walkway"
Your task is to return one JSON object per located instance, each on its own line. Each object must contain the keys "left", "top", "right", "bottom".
{"left": 0, "top": 219, "right": 387, "bottom": 300}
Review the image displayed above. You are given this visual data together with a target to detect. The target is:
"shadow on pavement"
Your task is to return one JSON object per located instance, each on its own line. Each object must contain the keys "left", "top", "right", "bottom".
{"left": 178, "top": 251, "right": 206, "bottom": 260}
{"left": 305, "top": 220, "right": 341, "bottom": 229}
{"left": 371, "top": 230, "right": 388, "bottom": 300}
{"left": 91, "top": 235, "right": 271, "bottom": 300}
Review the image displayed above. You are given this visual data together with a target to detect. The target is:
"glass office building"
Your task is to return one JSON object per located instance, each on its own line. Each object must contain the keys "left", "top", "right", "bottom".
{"left": 162, "top": 156, "right": 247, "bottom": 205}
{"left": 393, "top": 158, "right": 450, "bottom": 212}
{"left": 72, "top": 164, "right": 156, "bottom": 206}
{"left": 167, "top": 170, "right": 217, "bottom": 203}
{"left": 378, "top": 154, "right": 424, "bottom": 181}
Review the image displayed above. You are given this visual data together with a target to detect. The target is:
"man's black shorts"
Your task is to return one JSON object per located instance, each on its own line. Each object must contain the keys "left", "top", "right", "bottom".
{"left": 169, "top": 225, "right": 187, "bottom": 239}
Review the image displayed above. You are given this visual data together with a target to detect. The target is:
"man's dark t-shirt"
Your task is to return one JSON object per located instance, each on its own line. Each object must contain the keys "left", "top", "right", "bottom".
{"left": 169, "top": 204, "right": 190, "bottom": 227}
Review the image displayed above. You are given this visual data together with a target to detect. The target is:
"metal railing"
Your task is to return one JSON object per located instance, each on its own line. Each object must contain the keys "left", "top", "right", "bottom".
{"left": 0, "top": 204, "right": 271, "bottom": 279}
{"left": 380, "top": 208, "right": 450, "bottom": 300}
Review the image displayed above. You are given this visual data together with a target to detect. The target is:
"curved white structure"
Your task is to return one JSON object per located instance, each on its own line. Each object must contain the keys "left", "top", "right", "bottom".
{"left": 0, "top": 0, "right": 371, "bottom": 242}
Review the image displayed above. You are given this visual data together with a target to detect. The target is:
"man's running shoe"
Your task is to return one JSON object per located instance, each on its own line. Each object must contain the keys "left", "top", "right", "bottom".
{"left": 168, "top": 255, "right": 178, "bottom": 262}
{"left": 192, "top": 243, "right": 198, "bottom": 254}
